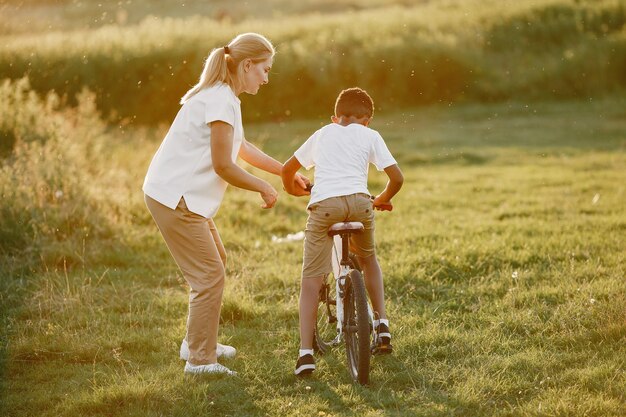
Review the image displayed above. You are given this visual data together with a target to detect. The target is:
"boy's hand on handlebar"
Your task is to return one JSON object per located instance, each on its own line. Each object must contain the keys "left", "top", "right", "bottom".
{"left": 260, "top": 184, "right": 278, "bottom": 209}
{"left": 295, "top": 173, "right": 310, "bottom": 190}
{"left": 286, "top": 174, "right": 311, "bottom": 197}
{"left": 372, "top": 195, "right": 393, "bottom": 211}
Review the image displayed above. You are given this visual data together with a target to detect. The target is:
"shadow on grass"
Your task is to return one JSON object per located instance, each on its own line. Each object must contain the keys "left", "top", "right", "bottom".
{"left": 0, "top": 290, "right": 8, "bottom": 417}
{"left": 66, "top": 373, "right": 267, "bottom": 417}
{"left": 301, "top": 353, "right": 481, "bottom": 415}
{"left": 0, "top": 259, "right": 37, "bottom": 417}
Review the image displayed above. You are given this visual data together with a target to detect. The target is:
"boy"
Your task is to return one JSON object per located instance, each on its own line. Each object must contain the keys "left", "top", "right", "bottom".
{"left": 281, "top": 87, "right": 404, "bottom": 376}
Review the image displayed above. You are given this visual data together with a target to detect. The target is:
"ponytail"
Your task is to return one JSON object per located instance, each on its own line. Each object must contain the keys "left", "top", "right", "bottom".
{"left": 180, "top": 47, "right": 228, "bottom": 104}
{"left": 180, "top": 33, "right": 275, "bottom": 104}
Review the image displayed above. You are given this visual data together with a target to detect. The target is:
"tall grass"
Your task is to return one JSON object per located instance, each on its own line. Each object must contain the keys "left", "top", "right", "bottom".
{"left": 0, "top": 79, "right": 151, "bottom": 417}
{"left": 0, "top": 0, "right": 417, "bottom": 35}
{"left": 0, "top": 78, "right": 135, "bottom": 269}
{"left": 0, "top": 0, "right": 625, "bottom": 124}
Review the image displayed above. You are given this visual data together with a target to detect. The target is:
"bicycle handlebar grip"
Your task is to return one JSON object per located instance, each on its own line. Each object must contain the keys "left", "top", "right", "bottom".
{"left": 375, "top": 204, "right": 393, "bottom": 211}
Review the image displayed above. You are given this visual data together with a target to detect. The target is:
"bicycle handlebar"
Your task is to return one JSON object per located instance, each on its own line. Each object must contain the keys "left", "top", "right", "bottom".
{"left": 373, "top": 201, "right": 393, "bottom": 211}
{"left": 304, "top": 184, "right": 393, "bottom": 211}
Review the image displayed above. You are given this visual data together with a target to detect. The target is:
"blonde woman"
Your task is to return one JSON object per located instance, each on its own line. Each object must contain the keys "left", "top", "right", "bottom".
{"left": 143, "top": 33, "right": 308, "bottom": 375}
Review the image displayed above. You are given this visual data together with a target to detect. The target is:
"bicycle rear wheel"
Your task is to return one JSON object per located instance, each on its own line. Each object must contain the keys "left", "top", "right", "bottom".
{"left": 348, "top": 253, "right": 361, "bottom": 272}
{"left": 314, "top": 274, "right": 337, "bottom": 354}
{"left": 343, "top": 269, "right": 371, "bottom": 385}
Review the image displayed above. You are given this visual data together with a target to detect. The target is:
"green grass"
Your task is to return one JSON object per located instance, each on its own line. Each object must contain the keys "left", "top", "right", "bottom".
{"left": 1, "top": 92, "right": 625, "bottom": 416}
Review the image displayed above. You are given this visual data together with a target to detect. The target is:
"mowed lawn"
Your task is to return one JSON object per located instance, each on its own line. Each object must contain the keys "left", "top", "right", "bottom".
{"left": 2, "top": 97, "right": 625, "bottom": 416}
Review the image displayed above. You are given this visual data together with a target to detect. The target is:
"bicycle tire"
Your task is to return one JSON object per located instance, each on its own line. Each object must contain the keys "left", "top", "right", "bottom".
{"left": 314, "top": 274, "right": 337, "bottom": 354}
{"left": 348, "top": 253, "right": 362, "bottom": 272}
{"left": 349, "top": 253, "right": 378, "bottom": 351}
{"left": 343, "top": 269, "right": 371, "bottom": 385}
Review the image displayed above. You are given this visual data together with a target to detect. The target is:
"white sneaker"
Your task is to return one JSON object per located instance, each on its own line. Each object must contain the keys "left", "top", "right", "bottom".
{"left": 184, "top": 361, "right": 237, "bottom": 376}
{"left": 179, "top": 339, "right": 237, "bottom": 360}
{"left": 217, "top": 343, "right": 237, "bottom": 359}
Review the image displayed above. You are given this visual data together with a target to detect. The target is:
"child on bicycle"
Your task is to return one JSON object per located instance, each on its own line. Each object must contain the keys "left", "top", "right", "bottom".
{"left": 282, "top": 87, "right": 404, "bottom": 376}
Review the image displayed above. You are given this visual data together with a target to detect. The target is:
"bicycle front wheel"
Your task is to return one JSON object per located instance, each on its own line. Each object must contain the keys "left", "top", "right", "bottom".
{"left": 343, "top": 269, "right": 371, "bottom": 385}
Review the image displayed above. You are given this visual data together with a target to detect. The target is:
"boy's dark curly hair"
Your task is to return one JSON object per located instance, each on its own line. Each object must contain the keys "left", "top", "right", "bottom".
{"left": 334, "top": 87, "right": 374, "bottom": 118}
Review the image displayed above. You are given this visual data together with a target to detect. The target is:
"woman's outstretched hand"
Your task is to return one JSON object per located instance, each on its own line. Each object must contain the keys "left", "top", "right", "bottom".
{"left": 260, "top": 184, "right": 278, "bottom": 209}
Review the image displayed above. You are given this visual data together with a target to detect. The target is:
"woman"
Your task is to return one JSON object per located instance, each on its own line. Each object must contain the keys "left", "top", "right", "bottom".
{"left": 143, "top": 33, "right": 308, "bottom": 375}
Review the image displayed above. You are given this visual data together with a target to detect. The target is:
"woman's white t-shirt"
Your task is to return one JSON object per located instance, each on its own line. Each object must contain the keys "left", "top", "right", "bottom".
{"left": 143, "top": 83, "right": 243, "bottom": 218}
{"left": 294, "top": 123, "right": 397, "bottom": 206}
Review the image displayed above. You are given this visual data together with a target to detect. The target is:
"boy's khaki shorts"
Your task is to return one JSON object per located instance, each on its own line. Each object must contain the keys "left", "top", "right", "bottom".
{"left": 302, "top": 193, "right": 375, "bottom": 279}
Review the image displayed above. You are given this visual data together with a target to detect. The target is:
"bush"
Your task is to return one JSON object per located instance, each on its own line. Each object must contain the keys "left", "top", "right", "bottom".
{"left": 0, "top": 0, "right": 624, "bottom": 124}
{"left": 0, "top": 78, "right": 118, "bottom": 267}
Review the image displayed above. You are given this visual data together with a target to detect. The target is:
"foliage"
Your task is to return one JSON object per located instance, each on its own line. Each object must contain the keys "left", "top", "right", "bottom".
{"left": 0, "top": 0, "right": 625, "bottom": 124}
{"left": 0, "top": 78, "right": 129, "bottom": 267}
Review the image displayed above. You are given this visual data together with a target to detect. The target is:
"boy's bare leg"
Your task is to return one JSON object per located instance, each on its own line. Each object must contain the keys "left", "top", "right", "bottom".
{"left": 299, "top": 275, "right": 324, "bottom": 349}
{"left": 357, "top": 254, "right": 387, "bottom": 320}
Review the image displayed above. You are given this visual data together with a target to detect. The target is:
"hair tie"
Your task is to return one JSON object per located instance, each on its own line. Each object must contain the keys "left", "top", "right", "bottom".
{"left": 223, "top": 46, "right": 230, "bottom": 55}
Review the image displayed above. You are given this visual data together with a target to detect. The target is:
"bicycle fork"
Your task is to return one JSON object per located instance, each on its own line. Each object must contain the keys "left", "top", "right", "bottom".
{"left": 334, "top": 265, "right": 349, "bottom": 337}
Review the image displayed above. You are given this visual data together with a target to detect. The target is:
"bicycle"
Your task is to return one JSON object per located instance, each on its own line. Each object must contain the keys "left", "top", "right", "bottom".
{"left": 313, "top": 199, "right": 392, "bottom": 385}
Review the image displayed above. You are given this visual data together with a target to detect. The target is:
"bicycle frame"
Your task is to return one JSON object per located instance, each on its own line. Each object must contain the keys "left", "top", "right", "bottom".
{"left": 329, "top": 233, "right": 376, "bottom": 346}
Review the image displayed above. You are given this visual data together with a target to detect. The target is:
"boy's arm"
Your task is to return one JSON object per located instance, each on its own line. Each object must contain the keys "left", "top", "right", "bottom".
{"left": 281, "top": 156, "right": 310, "bottom": 197}
{"left": 373, "top": 164, "right": 404, "bottom": 210}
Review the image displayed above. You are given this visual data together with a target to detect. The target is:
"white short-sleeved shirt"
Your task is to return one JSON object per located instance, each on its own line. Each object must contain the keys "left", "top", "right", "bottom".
{"left": 143, "top": 83, "right": 243, "bottom": 218}
{"left": 294, "top": 123, "right": 397, "bottom": 206}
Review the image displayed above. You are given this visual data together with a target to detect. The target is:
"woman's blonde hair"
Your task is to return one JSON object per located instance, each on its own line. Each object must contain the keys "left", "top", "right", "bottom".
{"left": 180, "top": 33, "right": 275, "bottom": 104}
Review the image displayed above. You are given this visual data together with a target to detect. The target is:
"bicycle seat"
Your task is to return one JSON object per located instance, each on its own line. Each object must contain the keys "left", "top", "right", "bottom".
{"left": 328, "top": 222, "right": 364, "bottom": 236}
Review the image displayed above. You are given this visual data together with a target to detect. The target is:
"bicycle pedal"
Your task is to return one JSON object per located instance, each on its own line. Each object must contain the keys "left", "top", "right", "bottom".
{"left": 371, "top": 343, "right": 393, "bottom": 355}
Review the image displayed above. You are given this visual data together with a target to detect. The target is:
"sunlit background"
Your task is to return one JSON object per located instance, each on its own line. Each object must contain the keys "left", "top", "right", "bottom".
{"left": 1, "top": 1, "right": 625, "bottom": 416}
{"left": 3, "top": 0, "right": 625, "bottom": 124}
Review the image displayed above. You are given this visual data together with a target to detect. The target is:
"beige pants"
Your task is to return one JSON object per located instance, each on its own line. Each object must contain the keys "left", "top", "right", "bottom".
{"left": 302, "top": 193, "right": 375, "bottom": 279}
{"left": 145, "top": 194, "right": 226, "bottom": 365}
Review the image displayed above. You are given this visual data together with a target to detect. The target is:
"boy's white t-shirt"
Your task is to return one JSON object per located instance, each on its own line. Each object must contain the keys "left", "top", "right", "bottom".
{"left": 294, "top": 123, "right": 397, "bottom": 206}
{"left": 143, "top": 83, "right": 243, "bottom": 218}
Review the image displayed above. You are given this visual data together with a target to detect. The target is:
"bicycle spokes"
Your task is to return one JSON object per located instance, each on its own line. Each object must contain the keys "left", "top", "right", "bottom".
{"left": 315, "top": 278, "right": 340, "bottom": 354}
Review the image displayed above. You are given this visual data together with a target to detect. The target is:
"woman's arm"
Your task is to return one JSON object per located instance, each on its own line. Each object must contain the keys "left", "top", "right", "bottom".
{"left": 211, "top": 121, "right": 277, "bottom": 208}
{"left": 239, "top": 138, "right": 282, "bottom": 175}
{"left": 240, "top": 137, "right": 310, "bottom": 188}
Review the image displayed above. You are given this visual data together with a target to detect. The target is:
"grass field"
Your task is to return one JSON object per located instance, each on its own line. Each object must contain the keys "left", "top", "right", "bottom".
{"left": 1, "top": 91, "right": 625, "bottom": 416}
{"left": 1, "top": 0, "right": 625, "bottom": 415}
